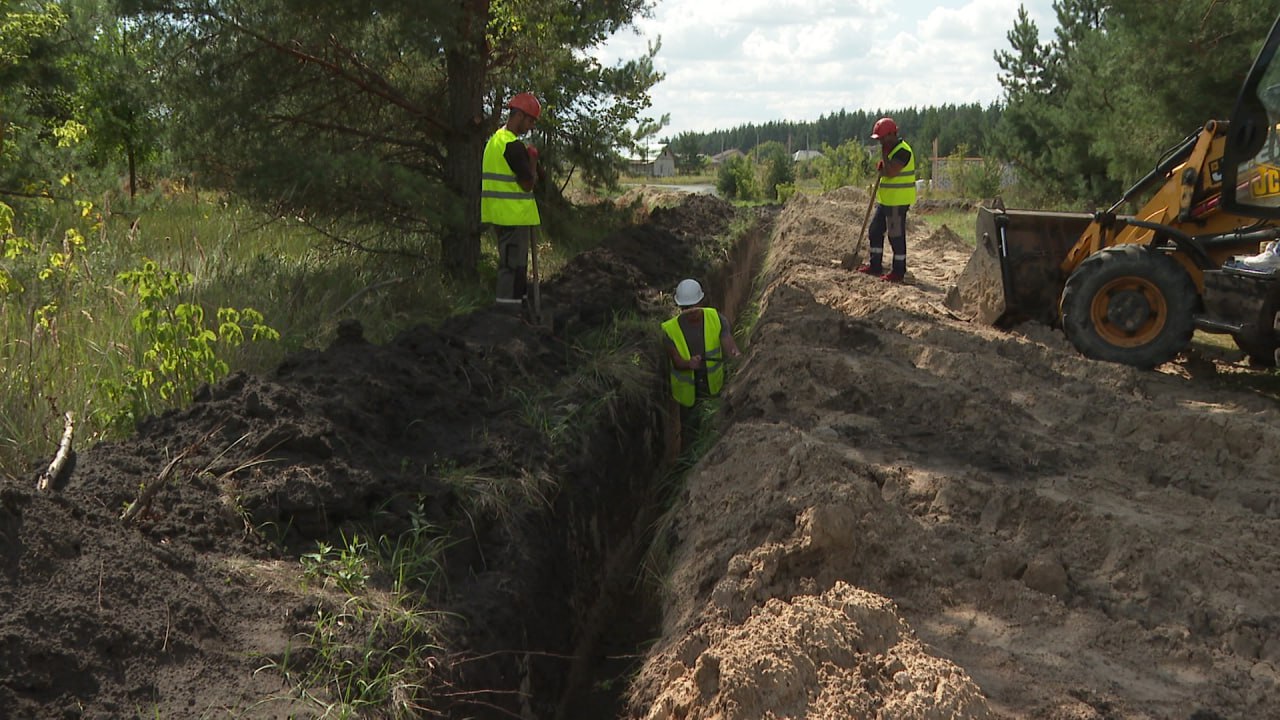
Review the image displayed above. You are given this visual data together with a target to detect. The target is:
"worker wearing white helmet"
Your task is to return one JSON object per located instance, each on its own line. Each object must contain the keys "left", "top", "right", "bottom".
{"left": 661, "top": 278, "right": 742, "bottom": 409}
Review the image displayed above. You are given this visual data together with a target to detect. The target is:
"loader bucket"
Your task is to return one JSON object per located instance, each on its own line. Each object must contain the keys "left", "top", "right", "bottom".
{"left": 945, "top": 207, "right": 1094, "bottom": 327}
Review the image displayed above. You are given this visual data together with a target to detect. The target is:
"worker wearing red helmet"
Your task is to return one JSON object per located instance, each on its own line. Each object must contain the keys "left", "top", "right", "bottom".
{"left": 858, "top": 117, "right": 916, "bottom": 283}
{"left": 481, "top": 92, "right": 545, "bottom": 306}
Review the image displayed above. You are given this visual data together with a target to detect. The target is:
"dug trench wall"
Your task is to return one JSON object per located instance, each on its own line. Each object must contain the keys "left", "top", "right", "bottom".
{"left": 543, "top": 200, "right": 770, "bottom": 719}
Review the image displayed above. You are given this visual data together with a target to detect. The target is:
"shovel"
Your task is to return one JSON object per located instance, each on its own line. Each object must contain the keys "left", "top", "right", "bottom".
{"left": 839, "top": 175, "right": 881, "bottom": 270}
{"left": 859, "top": 175, "right": 881, "bottom": 244}
{"left": 526, "top": 228, "right": 552, "bottom": 330}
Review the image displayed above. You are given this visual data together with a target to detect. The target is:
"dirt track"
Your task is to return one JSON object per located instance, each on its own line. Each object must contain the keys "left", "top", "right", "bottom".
{"left": 629, "top": 188, "right": 1280, "bottom": 719}
{"left": 3, "top": 188, "right": 1280, "bottom": 719}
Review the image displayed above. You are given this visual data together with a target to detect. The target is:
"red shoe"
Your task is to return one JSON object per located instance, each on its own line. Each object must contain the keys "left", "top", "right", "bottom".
{"left": 856, "top": 264, "right": 882, "bottom": 276}
{"left": 880, "top": 271, "right": 904, "bottom": 283}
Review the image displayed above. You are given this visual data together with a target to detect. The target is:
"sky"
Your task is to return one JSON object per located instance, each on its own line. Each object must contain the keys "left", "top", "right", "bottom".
{"left": 591, "top": 0, "right": 1060, "bottom": 139}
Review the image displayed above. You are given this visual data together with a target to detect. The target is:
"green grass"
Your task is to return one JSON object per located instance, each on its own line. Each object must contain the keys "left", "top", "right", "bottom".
{"left": 0, "top": 191, "right": 518, "bottom": 478}
{"left": 0, "top": 181, "right": 649, "bottom": 479}
{"left": 619, "top": 172, "right": 715, "bottom": 185}
{"left": 918, "top": 207, "right": 979, "bottom": 242}
{"left": 1189, "top": 331, "right": 1280, "bottom": 397}
{"left": 263, "top": 507, "right": 453, "bottom": 718}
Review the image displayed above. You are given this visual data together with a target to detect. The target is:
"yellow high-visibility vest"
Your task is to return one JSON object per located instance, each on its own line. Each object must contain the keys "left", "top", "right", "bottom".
{"left": 877, "top": 139, "right": 916, "bottom": 206}
{"left": 662, "top": 309, "right": 725, "bottom": 408}
{"left": 481, "top": 128, "right": 540, "bottom": 226}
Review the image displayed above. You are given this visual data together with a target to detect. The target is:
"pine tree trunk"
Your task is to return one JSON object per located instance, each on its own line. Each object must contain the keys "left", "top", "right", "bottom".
{"left": 440, "top": 0, "right": 491, "bottom": 282}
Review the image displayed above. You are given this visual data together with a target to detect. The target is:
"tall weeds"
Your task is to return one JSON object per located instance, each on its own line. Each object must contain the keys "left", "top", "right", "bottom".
{"left": 0, "top": 191, "right": 474, "bottom": 479}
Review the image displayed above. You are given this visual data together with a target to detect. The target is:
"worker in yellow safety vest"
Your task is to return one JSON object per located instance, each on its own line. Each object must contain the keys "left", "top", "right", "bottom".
{"left": 661, "top": 278, "right": 742, "bottom": 409}
{"left": 857, "top": 116, "right": 916, "bottom": 283}
{"left": 481, "top": 92, "right": 544, "bottom": 307}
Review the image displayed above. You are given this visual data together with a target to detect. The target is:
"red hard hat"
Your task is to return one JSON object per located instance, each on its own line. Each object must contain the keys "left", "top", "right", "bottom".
{"left": 871, "top": 117, "right": 898, "bottom": 139}
{"left": 507, "top": 92, "right": 542, "bottom": 120}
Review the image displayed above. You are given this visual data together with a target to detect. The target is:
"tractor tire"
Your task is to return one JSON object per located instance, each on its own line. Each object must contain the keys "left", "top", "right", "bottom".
{"left": 1231, "top": 330, "right": 1279, "bottom": 367}
{"left": 1230, "top": 288, "right": 1280, "bottom": 367}
{"left": 1060, "top": 244, "right": 1198, "bottom": 368}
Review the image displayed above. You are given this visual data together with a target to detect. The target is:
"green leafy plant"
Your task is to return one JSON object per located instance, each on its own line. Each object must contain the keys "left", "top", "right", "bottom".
{"left": 1, "top": 198, "right": 101, "bottom": 474}
{"left": 301, "top": 533, "right": 371, "bottom": 594}
{"left": 758, "top": 142, "right": 795, "bottom": 201}
{"left": 716, "top": 155, "right": 762, "bottom": 201}
{"left": 0, "top": 203, "right": 31, "bottom": 296}
{"left": 813, "top": 139, "right": 874, "bottom": 192}
{"left": 98, "top": 257, "right": 280, "bottom": 430}
{"left": 376, "top": 508, "right": 452, "bottom": 595}
{"left": 948, "top": 144, "right": 1005, "bottom": 199}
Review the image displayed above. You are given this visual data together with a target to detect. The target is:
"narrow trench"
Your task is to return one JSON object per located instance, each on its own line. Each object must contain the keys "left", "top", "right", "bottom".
{"left": 525, "top": 217, "right": 771, "bottom": 719}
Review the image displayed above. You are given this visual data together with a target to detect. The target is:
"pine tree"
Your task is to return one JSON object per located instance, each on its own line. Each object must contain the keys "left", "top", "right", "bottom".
{"left": 120, "top": 0, "right": 661, "bottom": 279}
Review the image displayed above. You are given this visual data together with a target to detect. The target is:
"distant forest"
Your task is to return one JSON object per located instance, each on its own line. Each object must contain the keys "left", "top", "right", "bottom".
{"left": 671, "top": 1, "right": 1277, "bottom": 207}
{"left": 682, "top": 103, "right": 1002, "bottom": 160}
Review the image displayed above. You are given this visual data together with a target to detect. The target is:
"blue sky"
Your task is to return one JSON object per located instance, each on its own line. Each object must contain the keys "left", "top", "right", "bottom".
{"left": 591, "top": 0, "right": 1061, "bottom": 138}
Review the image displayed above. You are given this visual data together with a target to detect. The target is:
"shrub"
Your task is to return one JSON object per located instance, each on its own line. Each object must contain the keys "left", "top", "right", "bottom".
{"left": 716, "top": 156, "right": 761, "bottom": 201}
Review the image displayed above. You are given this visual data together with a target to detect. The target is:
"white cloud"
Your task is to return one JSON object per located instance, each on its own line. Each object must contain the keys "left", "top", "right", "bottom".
{"left": 591, "top": 0, "right": 1059, "bottom": 136}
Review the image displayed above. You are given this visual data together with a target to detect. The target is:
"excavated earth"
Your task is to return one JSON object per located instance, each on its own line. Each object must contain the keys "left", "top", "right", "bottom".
{"left": 628, "top": 188, "right": 1280, "bottom": 720}
{"left": 3, "top": 186, "right": 1280, "bottom": 720}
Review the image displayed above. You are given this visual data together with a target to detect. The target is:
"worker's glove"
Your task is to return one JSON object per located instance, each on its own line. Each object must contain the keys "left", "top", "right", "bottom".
{"left": 526, "top": 144, "right": 539, "bottom": 162}
{"left": 876, "top": 159, "right": 884, "bottom": 172}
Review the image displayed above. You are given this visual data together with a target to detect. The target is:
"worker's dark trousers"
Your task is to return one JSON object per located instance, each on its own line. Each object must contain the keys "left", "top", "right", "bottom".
{"left": 868, "top": 204, "right": 909, "bottom": 275}
{"left": 675, "top": 373, "right": 713, "bottom": 454}
{"left": 496, "top": 225, "right": 533, "bottom": 301}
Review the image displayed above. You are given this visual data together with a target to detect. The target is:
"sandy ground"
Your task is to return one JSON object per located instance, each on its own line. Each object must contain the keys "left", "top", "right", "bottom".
{"left": 628, "top": 186, "right": 1280, "bottom": 720}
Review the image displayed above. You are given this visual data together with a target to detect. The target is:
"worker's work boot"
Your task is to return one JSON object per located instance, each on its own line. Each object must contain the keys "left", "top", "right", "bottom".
{"left": 856, "top": 264, "right": 882, "bottom": 276}
{"left": 880, "top": 271, "right": 905, "bottom": 283}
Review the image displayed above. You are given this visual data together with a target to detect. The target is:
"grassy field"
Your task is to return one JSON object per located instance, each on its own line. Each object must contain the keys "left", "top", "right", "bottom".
{"left": 0, "top": 191, "right": 502, "bottom": 479}
{"left": 1, "top": 182, "right": 648, "bottom": 480}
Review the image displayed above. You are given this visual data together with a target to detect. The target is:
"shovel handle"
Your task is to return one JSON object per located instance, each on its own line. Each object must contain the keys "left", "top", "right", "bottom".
{"left": 529, "top": 228, "right": 542, "bottom": 320}
{"left": 854, "top": 175, "right": 881, "bottom": 260}
{"left": 860, "top": 175, "right": 881, "bottom": 238}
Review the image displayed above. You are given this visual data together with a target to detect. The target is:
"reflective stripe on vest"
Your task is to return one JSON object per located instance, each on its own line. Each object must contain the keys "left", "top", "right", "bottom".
{"left": 877, "top": 139, "right": 916, "bottom": 206}
{"left": 662, "top": 309, "right": 725, "bottom": 408}
{"left": 481, "top": 128, "right": 540, "bottom": 226}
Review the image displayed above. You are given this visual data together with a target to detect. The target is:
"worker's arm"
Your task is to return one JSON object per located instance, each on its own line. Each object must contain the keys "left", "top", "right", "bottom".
{"left": 879, "top": 146, "right": 911, "bottom": 178}
{"left": 720, "top": 327, "right": 742, "bottom": 359}
{"left": 504, "top": 140, "right": 536, "bottom": 191}
{"left": 665, "top": 339, "right": 701, "bottom": 369}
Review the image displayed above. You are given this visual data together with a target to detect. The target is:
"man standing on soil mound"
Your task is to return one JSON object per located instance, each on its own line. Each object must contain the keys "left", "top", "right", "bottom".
{"left": 662, "top": 278, "right": 742, "bottom": 448}
{"left": 857, "top": 116, "right": 915, "bottom": 283}
{"left": 481, "top": 92, "right": 544, "bottom": 308}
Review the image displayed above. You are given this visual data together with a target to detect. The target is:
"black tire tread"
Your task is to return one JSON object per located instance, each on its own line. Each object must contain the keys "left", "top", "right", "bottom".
{"left": 1060, "top": 245, "right": 1198, "bottom": 368}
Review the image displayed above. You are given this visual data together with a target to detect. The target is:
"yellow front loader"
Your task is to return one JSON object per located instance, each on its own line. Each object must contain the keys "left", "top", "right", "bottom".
{"left": 947, "top": 15, "right": 1280, "bottom": 368}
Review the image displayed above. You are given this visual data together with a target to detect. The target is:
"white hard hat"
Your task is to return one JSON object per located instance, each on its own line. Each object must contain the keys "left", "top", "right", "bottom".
{"left": 675, "top": 278, "right": 704, "bottom": 307}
